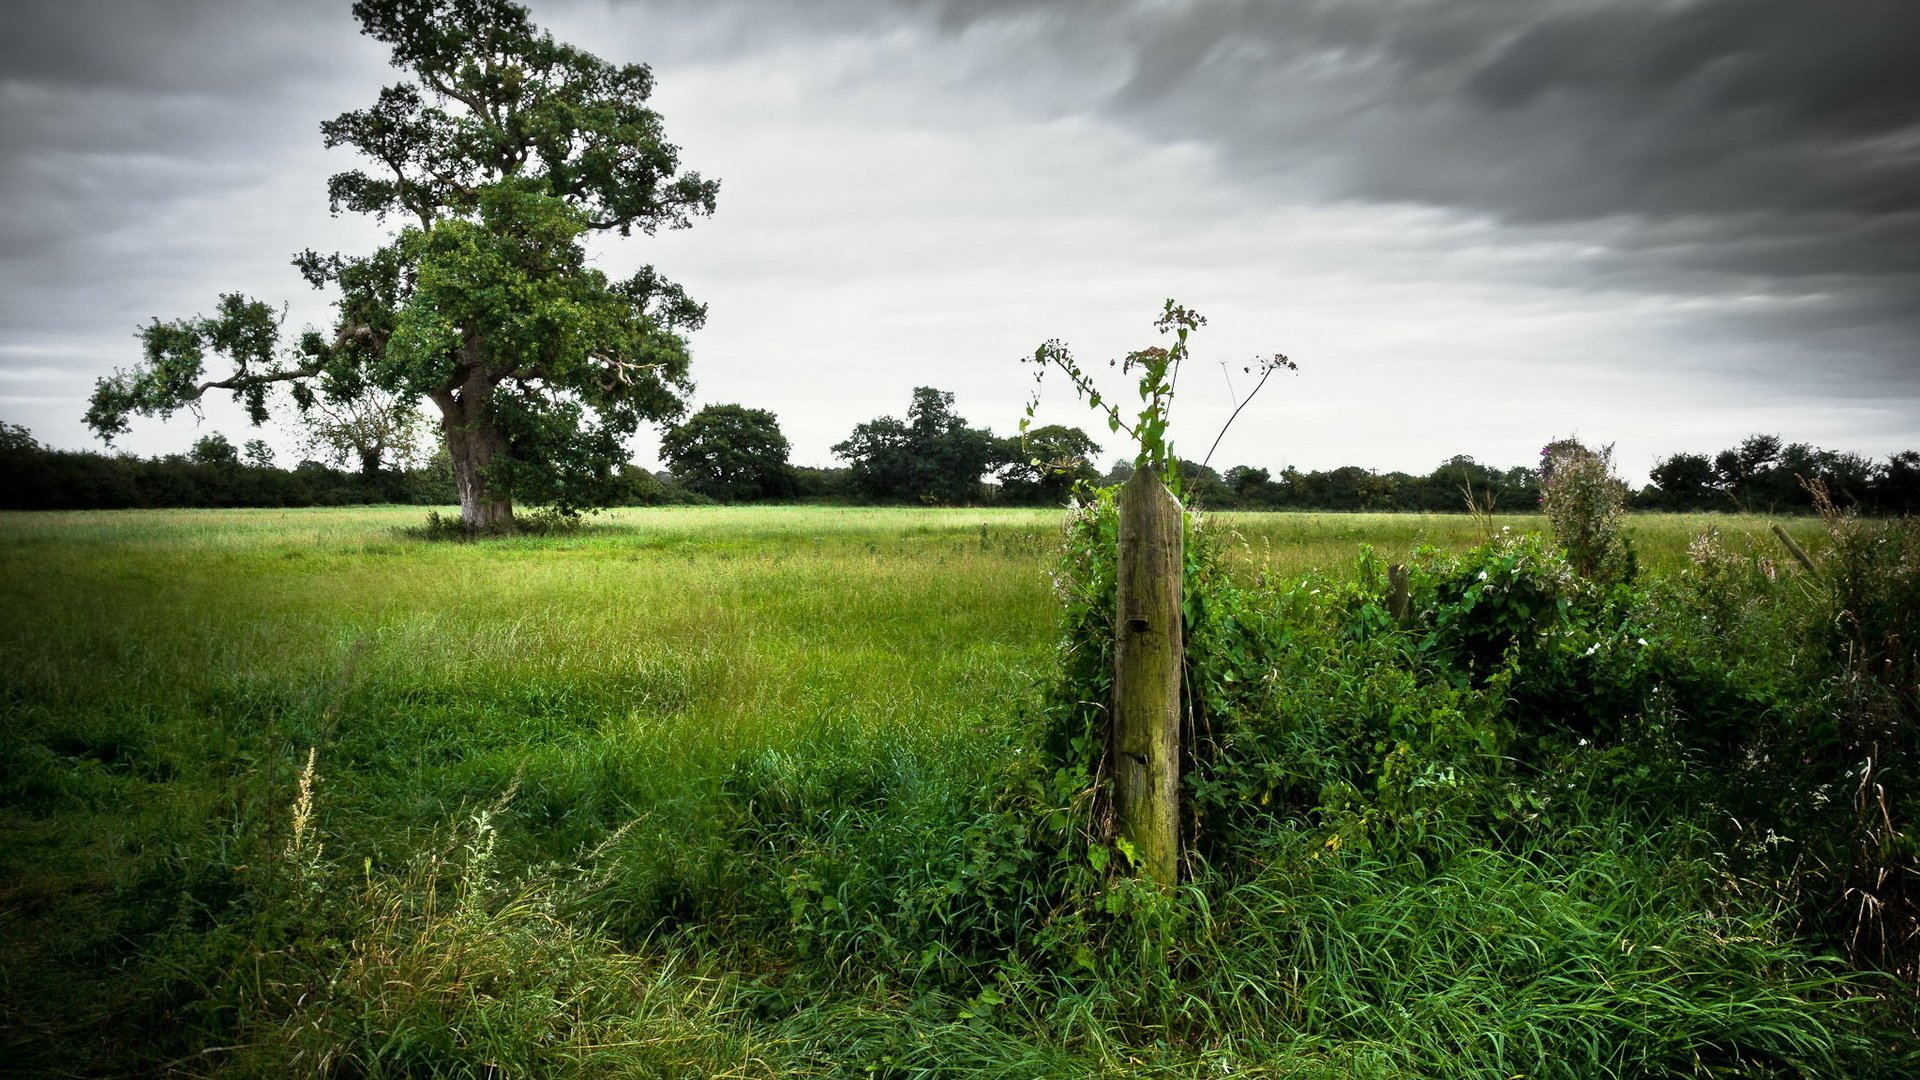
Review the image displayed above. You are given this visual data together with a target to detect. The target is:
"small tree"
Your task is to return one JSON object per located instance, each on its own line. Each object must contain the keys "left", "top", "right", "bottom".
{"left": 86, "top": 0, "right": 718, "bottom": 531}
{"left": 997, "top": 424, "right": 1100, "bottom": 504}
{"left": 188, "top": 433, "right": 240, "bottom": 466}
{"left": 300, "top": 387, "right": 428, "bottom": 477}
{"left": 1540, "top": 438, "right": 1630, "bottom": 581}
{"left": 659, "top": 403, "right": 794, "bottom": 502}
{"left": 1648, "top": 451, "right": 1719, "bottom": 510}
{"left": 1, "top": 423, "right": 40, "bottom": 454}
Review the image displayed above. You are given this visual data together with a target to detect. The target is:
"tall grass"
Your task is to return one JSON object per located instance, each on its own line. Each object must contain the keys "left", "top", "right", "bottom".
{"left": 0, "top": 505, "right": 1901, "bottom": 1077}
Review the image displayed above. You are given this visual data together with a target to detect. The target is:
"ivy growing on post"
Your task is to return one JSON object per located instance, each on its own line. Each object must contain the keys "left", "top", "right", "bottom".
{"left": 1027, "top": 301, "right": 1293, "bottom": 884}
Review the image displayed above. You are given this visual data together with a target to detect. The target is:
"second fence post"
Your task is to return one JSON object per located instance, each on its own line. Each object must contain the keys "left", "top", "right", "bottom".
{"left": 1113, "top": 468, "right": 1183, "bottom": 884}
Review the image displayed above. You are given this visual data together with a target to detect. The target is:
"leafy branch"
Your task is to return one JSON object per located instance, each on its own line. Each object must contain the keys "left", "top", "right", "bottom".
{"left": 1023, "top": 299, "right": 1294, "bottom": 491}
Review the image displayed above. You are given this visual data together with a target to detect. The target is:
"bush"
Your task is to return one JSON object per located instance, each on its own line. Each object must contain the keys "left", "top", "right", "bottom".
{"left": 1540, "top": 439, "right": 1633, "bottom": 582}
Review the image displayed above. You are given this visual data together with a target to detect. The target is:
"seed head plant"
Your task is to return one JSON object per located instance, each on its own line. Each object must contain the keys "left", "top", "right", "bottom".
{"left": 1024, "top": 300, "right": 1293, "bottom": 494}
{"left": 1540, "top": 438, "right": 1631, "bottom": 581}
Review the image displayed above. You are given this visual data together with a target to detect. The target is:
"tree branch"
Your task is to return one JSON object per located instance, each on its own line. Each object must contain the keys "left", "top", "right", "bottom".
{"left": 193, "top": 363, "right": 326, "bottom": 397}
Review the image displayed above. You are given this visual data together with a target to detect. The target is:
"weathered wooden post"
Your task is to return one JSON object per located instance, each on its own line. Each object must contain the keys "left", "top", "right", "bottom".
{"left": 1113, "top": 468, "right": 1183, "bottom": 883}
{"left": 1771, "top": 523, "right": 1821, "bottom": 579}
{"left": 1387, "top": 563, "right": 1411, "bottom": 626}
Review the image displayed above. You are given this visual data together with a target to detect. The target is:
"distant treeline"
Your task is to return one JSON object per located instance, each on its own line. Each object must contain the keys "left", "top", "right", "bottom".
{"left": 1163, "top": 434, "right": 1920, "bottom": 515}
{"left": 0, "top": 425, "right": 455, "bottom": 511}
{"left": 4, "top": 420, "right": 1916, "bottom": 515}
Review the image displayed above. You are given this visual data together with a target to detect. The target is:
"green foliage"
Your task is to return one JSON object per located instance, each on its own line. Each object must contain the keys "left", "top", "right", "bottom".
{"left": 189, "top": 432, "right": 241, "bottom": 466}
{"left": 833, "top": 387, "right": 1005, "bottom": 505}
{"left": 0, "top": 429, "right": 455, "bottom": 510}
{"left": 85, "top": 0, "right": 717, "bottom": 528}
{"left": 1541, "top": 438, "right": 1633, "bottom": 581}
{"left": 1025, "top": 495, "right": 1913, "bottom": 1074}
{"left": 997, "top": 423, "right": 1101, "bottom": 505}
{"left": 660, "top": 403, "right": 796, "bottom": 502}
{"left": 299, "top": 387, "right": 428, "bottom": 476}
{"left": 1642, "top": 434, "right": 1914, "bottom": 513}
{"left": 4, "top": 505, "right": 1917, "bottom": 1075}
{"left": 1646, "top": 500, "right": 1920, "bottom": 984}
{"left": 1025, "top": 300, "right": 1293, "bottom": 489}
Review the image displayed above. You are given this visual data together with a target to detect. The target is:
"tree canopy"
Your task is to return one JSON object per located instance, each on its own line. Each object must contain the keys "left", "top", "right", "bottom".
{"left": 1646, "top": 434, "right": 1893, "bottom": 512}
{"left": 85, "top": 0, "right": 717, "bottom": 530}
{"left": 996, "top": 424, "right": 1101, "bottom": 504}
{"left": 660, "top": 403, "right": 795, "bottom": 502}
{"left": 833, "top": 387, "right": 1005, "bottom": 505}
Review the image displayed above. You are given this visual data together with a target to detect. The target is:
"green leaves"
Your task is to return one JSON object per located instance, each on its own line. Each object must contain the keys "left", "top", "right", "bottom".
{"left": 1025, "top": 299, "right": 1287, "bottom": 495}
{"left": 660, "top": 404, "right": 795, "bottom": 502}
{"left": 834, "top": 388, "right": 1006, "bottom": 505}
{"left": 87, "top": 295, "right": 305, "bottom": 441}
{"left": 91, "top": 0, "right": 718, "bottom": 527}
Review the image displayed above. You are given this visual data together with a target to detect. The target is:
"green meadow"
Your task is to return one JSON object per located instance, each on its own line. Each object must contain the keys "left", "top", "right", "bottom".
{"left": 2, "top": 506, "right": 1909, "bottom": 1077}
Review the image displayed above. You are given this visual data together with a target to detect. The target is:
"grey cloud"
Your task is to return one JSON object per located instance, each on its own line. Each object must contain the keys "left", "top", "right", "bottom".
{"left": 0, "top": 0, "right": 365, "bottom": 94}
{"left": 861, "top": 0, "right": 1920, "bottom": 399}
{"left": 2, "top": 0, "right": 1913, "bottom": 460}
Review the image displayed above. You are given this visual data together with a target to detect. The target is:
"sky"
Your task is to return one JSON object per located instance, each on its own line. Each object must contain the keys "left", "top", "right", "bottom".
{"left": 2, "top": 0, "right": 1916, "bottom": 484}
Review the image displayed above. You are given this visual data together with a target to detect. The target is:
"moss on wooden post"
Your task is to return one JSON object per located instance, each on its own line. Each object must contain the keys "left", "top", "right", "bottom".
{"left": 1113, "top": 468, "right": 1183, "bottom": 883}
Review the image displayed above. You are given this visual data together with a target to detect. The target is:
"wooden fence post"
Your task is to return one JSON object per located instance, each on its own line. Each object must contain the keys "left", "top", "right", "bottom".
{"left": 1387, "top": 564, "right": 1411, "bottom": 626}
{"left": 1113, "top": 468, "right": 1183, "bottom": 883}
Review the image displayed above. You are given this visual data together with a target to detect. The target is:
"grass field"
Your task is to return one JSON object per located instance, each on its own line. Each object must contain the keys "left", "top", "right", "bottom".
{"left": 0, "top": 504, "right": 1884, "bottom": 1077}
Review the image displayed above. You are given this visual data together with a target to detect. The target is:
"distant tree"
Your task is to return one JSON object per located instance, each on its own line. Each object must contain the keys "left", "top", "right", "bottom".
{"left": 1175, "top": 458, "right": 1231, "bottom": 506}
{"left": 1319, "top": 465, "right": 1392, "bottom": 510}
{"left": 1412, "top": 454, "right": 1508, "bottom": 513}
{"left": 1224, "top": 465, "right": 1277, "bottom": 507}
{"left": 0, "top": 422, "right": 38, "bottom": 454}
{"left": 659, "top": 403, "right": 794, "bottom": 502}
{"left": 242, "top": 439, "right": 277, "bottom": 469}
{"left": 188, "top": 433, "right": 240, "bottom": 466}
{"left": 1647, "top": 452, "right": 1719, "bottom": 510}
{"left": 1711, "top": 434, "right": 1785, "bottom": 509}
{"left": 300, "top": 388, "right": 428, "bottom": 478}
{"left": 1097, "top": 458, "right": 1136, "bottom": 488}
{"left": 1820, "top": 450, "right": 1877, "bottom": 506}
{"left": 998, "top": 424, "right": 1099, "bottom": 504}
{"left": 833, "top": 387, "right": 1004, "bottom": 504}
{"left": 792, "top": 465, "right": 855, "bottom": 502}
{"left": 1877, "top": 450, "right": 1920, "bottom": 514}
{"left": 85, "top": 0, "right": 718, "bottom": 531}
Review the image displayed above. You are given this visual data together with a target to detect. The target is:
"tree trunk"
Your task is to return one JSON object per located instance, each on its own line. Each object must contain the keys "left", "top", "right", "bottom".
{"left": 434, "top": 349, "right": 515, "bottom": 533}
{"left": 1113, "top": 468, "right": 1182, "bottom": 884}
{"left": 442, "top": 415, "right": 514, "bottom": 532}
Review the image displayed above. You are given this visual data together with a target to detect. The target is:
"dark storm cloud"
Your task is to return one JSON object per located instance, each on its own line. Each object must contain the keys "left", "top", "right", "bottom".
{"left": 851, "top": 0, "right": 1920, "bottom": 411}
{"left": 894, "top": 0, "right": 1920, "bottom": 298}
{"left": 0, "top": 2, "right": 384, "bottom": 328}
{"left": 0, "top": 0, "right": 354, "bottom": 93}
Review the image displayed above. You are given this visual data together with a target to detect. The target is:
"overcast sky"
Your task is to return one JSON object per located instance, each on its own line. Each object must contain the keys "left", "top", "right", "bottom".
{"left": 2, "top": 0, "right": 1916, "bottom": 482}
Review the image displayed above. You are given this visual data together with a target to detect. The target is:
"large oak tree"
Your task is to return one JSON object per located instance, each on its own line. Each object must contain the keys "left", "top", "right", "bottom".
{"left": 86, "top": 0, "right": 717, "bottom": 531}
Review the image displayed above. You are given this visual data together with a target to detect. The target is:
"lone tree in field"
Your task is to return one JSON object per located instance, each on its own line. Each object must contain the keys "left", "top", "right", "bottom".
{"left": 86, "top": 0, "right": 718, "bottom": 531}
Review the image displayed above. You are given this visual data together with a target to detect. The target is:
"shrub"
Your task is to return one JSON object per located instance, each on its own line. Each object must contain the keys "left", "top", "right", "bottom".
{"left": 1540, "top": 439, "right": 1632, "bottom": 582}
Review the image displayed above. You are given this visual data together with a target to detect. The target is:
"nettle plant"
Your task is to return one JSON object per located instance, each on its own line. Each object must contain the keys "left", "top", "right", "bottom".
{"left": 1023, "top": 300, "right": 1293, "bottom": 493}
